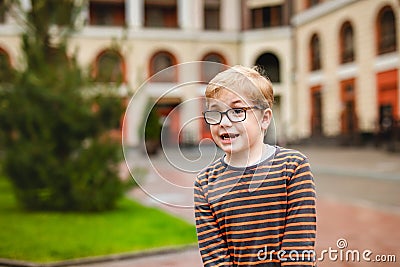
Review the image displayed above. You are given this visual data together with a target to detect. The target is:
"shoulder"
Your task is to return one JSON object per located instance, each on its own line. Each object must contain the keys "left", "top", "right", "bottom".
{"left": 274, "top": 147, "right": 314, "bottom": 184}
{"left": 195, "top": 157, "right": 225, "bottom": 187}
{"left": 274, "top": 146, "right": 309, "bottom": 164}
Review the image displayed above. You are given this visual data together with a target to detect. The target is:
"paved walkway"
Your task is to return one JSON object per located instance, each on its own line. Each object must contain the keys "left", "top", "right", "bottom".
{"left": 87, "top": 145, "right": 400, "bottom": 266}
{"left": 72, "top": 247, "right": 202, "bottom": 267}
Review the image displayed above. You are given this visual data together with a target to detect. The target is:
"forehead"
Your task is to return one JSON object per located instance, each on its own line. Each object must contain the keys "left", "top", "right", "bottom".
{"left": 207, "top": 88, "right": 253, "bottom": 108}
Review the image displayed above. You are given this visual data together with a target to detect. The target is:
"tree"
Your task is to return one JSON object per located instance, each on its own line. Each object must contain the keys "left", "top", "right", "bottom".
{"left": 139, "top": 101, "right": 162, "bottom": 155}
{"left": 0, "top": 0, "right": 125, "bottom": 211}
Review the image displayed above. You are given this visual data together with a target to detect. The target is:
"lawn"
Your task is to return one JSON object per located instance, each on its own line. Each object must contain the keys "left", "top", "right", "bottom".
{"left": 0, "top": 176, "right": 197, "bottom": 263}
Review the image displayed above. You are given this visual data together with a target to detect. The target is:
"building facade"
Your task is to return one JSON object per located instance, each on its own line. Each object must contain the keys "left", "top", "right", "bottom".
{"left": 0, "top": 0, "right": 399, "bottom": 147}
{"left": 292, "top": 0, "right": 399, "bottom": 146}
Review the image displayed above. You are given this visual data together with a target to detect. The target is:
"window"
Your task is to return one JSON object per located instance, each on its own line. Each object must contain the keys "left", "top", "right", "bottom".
{"left": 145, "top": 0, "right": 178, "bottom": 28}
{"left": 0, "top": 48, "right": 14, "bottom": 83}
{"left": 94, "top": 50, "right": 125, "bottom": 83}
{"left": 0, "top": 0, "right": 6, "bottom": 23}
{"left": 310, "top": 34, "right": 321, "bottom": 71}
{"left": 377, "top": 69, "right": 398, "bottom": 133}
{"left": 340, "top": 21, "right": 355, "bottom": 64}
{"left": 251, "top": 5, "right": 283, "bottom": 29}
{"left": 376, "top": 6, "right": 397, "bottom": 55}
{"left": 255, "top": 53, "right": 280, "bottom": 83}
{"left": 201, "top": 53, "right": 226, "bottom": 82}
{"left": 311, "top": 85, "right": 323, "bottom": 136}
{"left": 149, "top": 51, "right": 177, "bottom": 82}
{"left": 306, "top": 0, "right": 321, "bottom": 8}
{"left": 89, "top": 0, "right": 125, "bottom": 26}
{"left": 204, "top": 0, "right": 220, "bottom": 30}
{"left": 340, "top": 79, "right": 357, "bottom": 137}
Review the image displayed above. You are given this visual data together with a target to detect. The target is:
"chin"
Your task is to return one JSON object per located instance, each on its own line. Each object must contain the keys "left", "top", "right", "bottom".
{"left": 218, "top": 143, "right": 244, "bottom": 155}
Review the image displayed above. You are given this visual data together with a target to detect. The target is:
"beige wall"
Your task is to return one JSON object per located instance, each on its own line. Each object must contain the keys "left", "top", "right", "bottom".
{"left": 1, "top": 0, "right": 398, "bottom": 145}
{"left": 293, "top": 0, "right": 400, "bottom": 139}
{"left": 70, "top": 31, "right": 239, "bottom": 88}
{"left": 0, "top": 35, "right": 21, "bottom": 70}
{"left": 240, "top": 27, "right": 294, "bottom": 143}
{"left": 69, "top": 30, "right": 241, "bottom": 145}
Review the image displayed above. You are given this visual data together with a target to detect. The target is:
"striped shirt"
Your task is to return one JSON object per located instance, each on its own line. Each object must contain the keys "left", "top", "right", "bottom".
{"left": 194, "top": 146, "right": 316, "bottom": 267}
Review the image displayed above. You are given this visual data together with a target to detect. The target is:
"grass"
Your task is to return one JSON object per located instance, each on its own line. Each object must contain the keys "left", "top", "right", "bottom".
{"left": 0, "top": 176, "right": 197, "bottom": 263}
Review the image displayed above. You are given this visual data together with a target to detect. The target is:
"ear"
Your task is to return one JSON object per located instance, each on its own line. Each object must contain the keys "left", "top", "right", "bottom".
{"left": 260, "top": 108, "right": 272, "bottom": 131}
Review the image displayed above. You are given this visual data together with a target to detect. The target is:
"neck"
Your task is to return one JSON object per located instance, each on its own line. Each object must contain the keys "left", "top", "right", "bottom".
{"left": 225, "top": 143, "right": 272, "bottom": 167}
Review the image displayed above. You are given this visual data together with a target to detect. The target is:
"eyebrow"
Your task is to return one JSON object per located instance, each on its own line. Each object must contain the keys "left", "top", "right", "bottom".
{"left": 208, "top": 99, "right": 247, "bottom": 109}
{"left": 231, "top": 99, "right": 245, "bottom": 105}
{"left": 208, "top": 103, "right": 219, "bottom": 109}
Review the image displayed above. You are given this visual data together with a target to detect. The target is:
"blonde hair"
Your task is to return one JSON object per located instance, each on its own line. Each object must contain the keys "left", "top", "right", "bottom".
{"left": 205, "top": 65, "right": 274, "bottom": 109}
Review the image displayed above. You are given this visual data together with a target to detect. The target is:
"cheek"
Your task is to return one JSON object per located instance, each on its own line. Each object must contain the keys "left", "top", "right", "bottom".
{"left": 210, "top": 125, "right": 219, "bottom": 136}
{"left": 241, "top": 119, "right": 263, "bottom": 137}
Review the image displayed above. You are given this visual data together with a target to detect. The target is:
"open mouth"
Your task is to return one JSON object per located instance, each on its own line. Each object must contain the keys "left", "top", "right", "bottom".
{"left": 220, "top": 133, "right": 239, "bottom": 140}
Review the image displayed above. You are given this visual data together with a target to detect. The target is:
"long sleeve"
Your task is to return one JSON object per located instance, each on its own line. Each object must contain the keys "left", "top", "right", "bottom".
{"left": 194, "top": 179, "right": 233, "bottom": 267}
{"left": 280, "top": 158, "right": 317, "bottom": 266}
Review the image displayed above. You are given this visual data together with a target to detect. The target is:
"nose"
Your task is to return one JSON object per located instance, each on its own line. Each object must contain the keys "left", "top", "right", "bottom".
{"left": 219, "top": 112, "right": 232, "bottom": 127}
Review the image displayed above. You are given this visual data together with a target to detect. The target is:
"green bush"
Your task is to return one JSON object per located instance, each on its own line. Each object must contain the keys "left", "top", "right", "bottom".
{"left": 145, "top": 103, "right": 162, "bottom": 141}
{"left": 139, "top": 101, "right": 162, "bottom": 154}
{"left": 0, "top": 0, "right": 126, "bottom": 211}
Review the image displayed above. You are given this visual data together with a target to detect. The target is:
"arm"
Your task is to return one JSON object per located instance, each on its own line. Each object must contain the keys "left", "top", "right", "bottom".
{"left": 280, "top": 158, "right": 317, "bottom": 266}
{"left": 194, "top": 179, "right": 233, "bottom": 267}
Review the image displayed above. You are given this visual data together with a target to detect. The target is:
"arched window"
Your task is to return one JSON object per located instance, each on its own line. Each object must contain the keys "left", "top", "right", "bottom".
{"left": 149, "top": 51, "right": 177, "bottom": 82}
{"left": 255, "top": 52, "right": 280, "bottom": 83}
{"left": 376, "top": 6, "right": 397, "bottom": 55}
{"left": 0, "top": 48, "right": 14, "bottom": 83}
{"left": 310, "top": 34, "right": 321, "bottom": 71}
{"left": 201, "top": 52, "right": 226, "bottom": 82}
{"left": 340, "top": 21, "right": 355, "bottom": 64}
{"left": 94, "top": 50, "right": 125, "bottom": 83}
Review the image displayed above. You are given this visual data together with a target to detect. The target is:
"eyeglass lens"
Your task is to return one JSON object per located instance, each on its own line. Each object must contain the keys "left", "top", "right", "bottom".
{"left": 204, "top": 108, "right": 247, "bottom": 124}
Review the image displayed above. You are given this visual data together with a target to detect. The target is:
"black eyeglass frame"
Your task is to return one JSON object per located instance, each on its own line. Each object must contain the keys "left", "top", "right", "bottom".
{"left": 202, "top": 106, "right": 265, "bottom": 125}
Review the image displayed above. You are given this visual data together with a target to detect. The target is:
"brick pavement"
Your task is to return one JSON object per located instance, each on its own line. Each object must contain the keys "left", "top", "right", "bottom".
{"left": 71, "top": 247, "right": 203, "bottom": 267}
{"left": 316, "top": 198, "right": 399, "bottom": 267}
{"left": 90, "top": 145, "right": 400, "bottom": 266}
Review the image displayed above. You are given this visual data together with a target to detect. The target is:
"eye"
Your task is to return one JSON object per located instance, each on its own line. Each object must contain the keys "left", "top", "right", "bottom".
{"left": 232, "top": 108, "right": 245, "bottom": 114}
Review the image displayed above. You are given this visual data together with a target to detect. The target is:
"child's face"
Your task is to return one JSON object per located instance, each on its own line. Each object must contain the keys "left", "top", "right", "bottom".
{"left": 206, "top": 89, "right": 271, "bottom": 158}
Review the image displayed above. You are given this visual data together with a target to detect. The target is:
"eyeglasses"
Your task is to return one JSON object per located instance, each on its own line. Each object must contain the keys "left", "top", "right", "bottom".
{"left": 203, "top": 106, "right": 264, "bottom": 125}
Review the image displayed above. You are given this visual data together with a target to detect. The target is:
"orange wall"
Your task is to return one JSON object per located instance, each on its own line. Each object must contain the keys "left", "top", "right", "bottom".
{"left": 377, "top": 69, "right": 399, "bottom": 119}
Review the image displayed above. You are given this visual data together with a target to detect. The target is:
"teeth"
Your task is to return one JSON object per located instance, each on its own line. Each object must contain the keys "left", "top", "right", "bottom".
{"left": 221, "top": 133, "right": 238, "bottom": 139}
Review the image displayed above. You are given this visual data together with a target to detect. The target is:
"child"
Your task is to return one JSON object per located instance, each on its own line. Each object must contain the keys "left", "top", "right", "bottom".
{"left": 194, "top": 65, "right": 316, "bottom": 266}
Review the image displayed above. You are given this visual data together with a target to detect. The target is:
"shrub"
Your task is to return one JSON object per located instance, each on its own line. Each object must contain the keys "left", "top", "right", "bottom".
{"left": 139, "top": 101, "right": 162, "bottom": 154}
{"left": 0, "top": 0, "right": 126, "bottom": 211}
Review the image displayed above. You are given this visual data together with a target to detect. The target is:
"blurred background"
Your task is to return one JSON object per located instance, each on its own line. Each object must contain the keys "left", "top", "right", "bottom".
{"left": 1, "top": 0, "right": 399, "bottom": 148}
